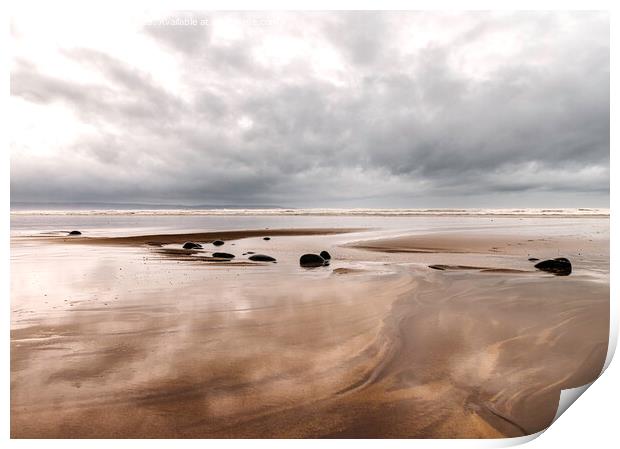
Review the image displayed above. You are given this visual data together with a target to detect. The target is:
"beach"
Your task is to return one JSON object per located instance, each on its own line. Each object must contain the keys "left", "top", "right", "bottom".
{"left": 10, "top": 211, "right": 610, "bottom": 438}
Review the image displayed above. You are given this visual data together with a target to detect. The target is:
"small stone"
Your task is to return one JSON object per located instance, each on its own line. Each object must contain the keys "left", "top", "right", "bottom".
{"left": 183, "top": 242, "right": 203, "bottom": 249}
{"left": 68, "top": 230, "right": 81, "bottom": 235}
{"left": 212, "top": 252, "right": 235, "bottom": 259}
{"left": 320, "top": 250, "right": 331, "bottom": 260}
{"left": 429, "top": 265, "right": 446, "bottom": 270}
{"left": 248, "top": 254, "right": 276, "bottom": 262}
{"left": 212, "top": 240, "right": 225, "bottom": 246}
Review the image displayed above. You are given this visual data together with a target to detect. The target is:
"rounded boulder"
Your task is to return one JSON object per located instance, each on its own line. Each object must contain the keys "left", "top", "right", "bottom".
{"left": 300, "top": 253, "right": 327, "bottom": 267}
{"left": 319, "top": 250, "right": 331, "bottom": 260}
{"left": 534, "top": 257, "right": 572, "bottom": 276}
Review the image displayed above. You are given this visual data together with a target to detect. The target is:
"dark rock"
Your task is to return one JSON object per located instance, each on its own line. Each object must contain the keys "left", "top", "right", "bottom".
{"left": 68, "top": 230, "right": 81, "bottom": 235}
{"left": 183, "top": 242, "right": 203, "bottom": 249}
{"left": 263, "top": 237, "right": 271, "bottom": 240}
{"left": 320, "top": 250, "right": 331, "bottom": 260}
{"left": 212, "top": 252, "right": 235, "bottom": 259}
{"left": 246, "top": 251, "right": 255, "bottom": 254}
{"left": 534, "top": 257, "right": 572, "bottom": 276}
{"left": 528, "top": 257, "right": 540, "bottom": 262}
{"left": 429, "top": 265, "right": 446, "bottom": 270}
{"left": 300, "top": 253, "right": 327, "bottom": 267}
{"left": 212, "top": 240, "right": 225, "bottom": 246}
{"left": 248, "top": 254, "right": 276, "bottom": 262}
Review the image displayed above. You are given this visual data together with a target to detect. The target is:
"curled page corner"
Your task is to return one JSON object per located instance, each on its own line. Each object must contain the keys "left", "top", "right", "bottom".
{"left": 544, "top": 324, "right": 616, "bottom": 434}
{"left": 603, "top": 310, "right": 618, "bottom": 373}
{"left": 486, "top": 383, "right": 596, "bottom": 448}
{"left": 497, "top": 430, "right": 545, "bottom": 447}
{"left": 552, "top": 382, "right": 594, "bottom": 423}
{"left": 490, "top": 319, "right": 616, "bottom": 447}
{"left": 534, "top": 320, "right": 617, "bottom": 441}
{"left": 539, "top": 274, "right": 619, "bottom": 437}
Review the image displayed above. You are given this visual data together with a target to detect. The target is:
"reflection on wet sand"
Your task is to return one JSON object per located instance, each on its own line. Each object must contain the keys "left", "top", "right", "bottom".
{"left": 11, "top": 225, "right": 609, "bottom": 438}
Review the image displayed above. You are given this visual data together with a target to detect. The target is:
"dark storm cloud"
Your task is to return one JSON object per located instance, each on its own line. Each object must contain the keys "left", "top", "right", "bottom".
{"left": 10, "top": 11, "right": 609, "bottom": 207}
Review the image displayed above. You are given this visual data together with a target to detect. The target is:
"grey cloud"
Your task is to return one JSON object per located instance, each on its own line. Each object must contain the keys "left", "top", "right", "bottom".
{"left": 10, "top": 11, "right": 609, "bottom": 207}
{"left": 322, "top": 11, "right": 394, "bottom": 67}
{"left": 11, "top": 60, "right": 92, "bottom": 105}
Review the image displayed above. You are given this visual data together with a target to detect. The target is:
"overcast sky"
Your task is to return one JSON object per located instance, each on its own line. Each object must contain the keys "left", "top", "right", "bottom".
{"left": 10, "top": 11, "right": 609, "bottom": 207}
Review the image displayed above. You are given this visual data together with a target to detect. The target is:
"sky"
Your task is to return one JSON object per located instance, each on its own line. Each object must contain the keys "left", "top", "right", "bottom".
{"left": 10, "top": 11, "right": 610, "bottom": 208}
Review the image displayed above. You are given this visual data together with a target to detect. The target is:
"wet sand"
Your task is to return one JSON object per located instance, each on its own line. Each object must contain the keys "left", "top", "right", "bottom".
{"left": 10, "top": 219, "right": 609, "bottom": 438}
{"left": 31, "top": 227, "right": 364, "bottom": 245}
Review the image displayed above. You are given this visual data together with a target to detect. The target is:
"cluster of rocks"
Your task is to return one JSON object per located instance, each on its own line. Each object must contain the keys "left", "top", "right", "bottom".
{"left": 180, "top": 238, "right": 277, "bottom": 263}
{"left": 178, "top": 238, "right": 335, "bottom": 267}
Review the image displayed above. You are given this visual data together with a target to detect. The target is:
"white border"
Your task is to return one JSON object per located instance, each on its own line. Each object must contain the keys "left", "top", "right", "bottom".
{"left": 4, "top": 1, "right": 616, "bottom": 448}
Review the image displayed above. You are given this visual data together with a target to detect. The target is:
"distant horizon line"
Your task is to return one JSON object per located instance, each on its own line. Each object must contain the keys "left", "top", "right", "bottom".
{"left": 9, "top": 204, "right": 610, "bottom": 218}
{"left": 10, "top": 201, "right": 611, "bottom": 211}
